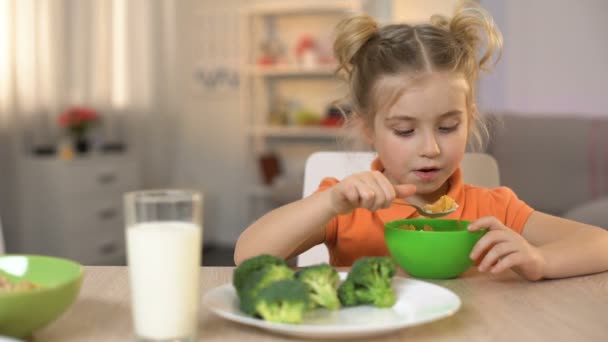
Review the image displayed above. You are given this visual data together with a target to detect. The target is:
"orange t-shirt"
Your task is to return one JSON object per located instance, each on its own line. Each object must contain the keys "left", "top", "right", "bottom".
{"left": 316, "top": 158, "right": 535, "bottom": 266}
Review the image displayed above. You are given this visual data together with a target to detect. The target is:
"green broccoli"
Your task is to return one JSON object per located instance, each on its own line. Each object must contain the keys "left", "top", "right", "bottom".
{"left": 336, "top": 278, "right": 357, "bottom": 306}
{"left": 233, "top": 254, "right": 287, "bottom": 292}
{"left": 337, "top": 256, "right": 397, "bottom": 308}
{"left": 255, "top": 279, "right": 310, "bottom": 324}
{"left": 295, "top": 263, "right": 341, "bottom": 310}
{"left": 238, "top": 263, "right": 295, "bottom": 315}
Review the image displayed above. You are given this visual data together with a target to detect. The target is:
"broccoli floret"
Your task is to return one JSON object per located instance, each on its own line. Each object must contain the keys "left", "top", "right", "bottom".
{"left": 238, "top": 263, "right": 295, "bottom": 315}
{"left": 233, "top": 254, "right": 287, "bottom": 292}
{"left": 338, "top": 256, "right": 397, "bottom": 308}
{"left": 295, "top": 263, "right": 341, "bottom": 310}
{"left": 337, "top": 278, "right": 357, "bottom": 306}
{"left": 255, "top": 279, "right": 310, "bottom": 324}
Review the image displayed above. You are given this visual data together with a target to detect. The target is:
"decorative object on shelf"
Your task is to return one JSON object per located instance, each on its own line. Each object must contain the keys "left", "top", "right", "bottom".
{"left": 293, "top": 108, "right": 322, "bottom": 126}
{"left": 58, "top": 137, "right": 75, "bottom": 160}
{"left": 57, "top": 106, "right": 99, "bottom": 155}
{"left": 321, "top": 103, "right": 351, "bottom": 127}
{"left": 259, "top": 152, "right": 282, "bottom": 185}
{"left": 268, "top": 98, "right": 290, "bottom": 126}
{"left": 101, "top": 141, "right": 127, "bottom": 153}
{"left": 257, "top": 37, "right": 286, "bottom": 66}
{"left": 275, "top": 99, "right": 321, "bottom": 126}
{"left": 295, "top": 35, "right": 318, "bottom": 69}
{"left": 32, "top": 145, "right": 57, "bottom": 157}
{"left": 321, "top": 106, "right": 344, "bottom": 127}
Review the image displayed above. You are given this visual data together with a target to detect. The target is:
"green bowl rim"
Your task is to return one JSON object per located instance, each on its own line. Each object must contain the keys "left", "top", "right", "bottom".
{"left": 0, "top": 254, "right": 84, "bottom": 298}
{"left": 384, "top": 218, "right": 474, "bottom": 234}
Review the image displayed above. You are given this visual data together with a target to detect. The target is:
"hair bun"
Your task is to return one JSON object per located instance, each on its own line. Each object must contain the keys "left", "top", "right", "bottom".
{"left": 333, "top": 15, "right": 379, "bottom": 78}
{"left": 448, "top": 2, "right": 503, "bottom": 71}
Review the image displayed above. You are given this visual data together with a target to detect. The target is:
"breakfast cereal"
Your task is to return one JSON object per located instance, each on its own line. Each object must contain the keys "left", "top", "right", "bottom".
{"left": 0, "top": 275, "right": 40, "bottom": 292}
{"left": 424, "top": 195, "right": 457, "bottom": 213}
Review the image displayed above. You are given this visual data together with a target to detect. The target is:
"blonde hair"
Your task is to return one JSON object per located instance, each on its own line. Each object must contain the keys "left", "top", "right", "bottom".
{"left": 334, "top": 0, "right": 503, "bottom": 149}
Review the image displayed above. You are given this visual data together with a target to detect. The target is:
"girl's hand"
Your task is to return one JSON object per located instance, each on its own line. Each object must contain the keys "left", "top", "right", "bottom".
{"left": 329, "top": 171, "right": 416, "bottom": 215}
{"left": 468, "top": 216, "right": 546, "bottom": 281}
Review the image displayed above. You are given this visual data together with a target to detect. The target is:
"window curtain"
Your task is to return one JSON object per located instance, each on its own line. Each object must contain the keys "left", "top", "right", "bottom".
{"left": 1, "top": 0, "right": 177, "bottom": 166}
{"left": 0, "top": 0, "right": 178, "bottom": 248}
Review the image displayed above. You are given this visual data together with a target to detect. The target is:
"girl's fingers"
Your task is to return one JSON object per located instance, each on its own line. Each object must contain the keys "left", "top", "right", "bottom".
{"left": 468, "top": 216, "right": 506, "bottom": 232}
{"left": 478, "top": 241, "right": 519, "bottom": 271}
{"left": 372, "top": 171, "right": 396, "bottom": 209}
{"left": 490, "top": 252, "right": 524, "bottom": 274}
{"left": 359, "top": 173, "right": 387, "bottom": 211}
{"left": 354, "top": 179, "right": 377, "bottom": 210}
{"left": 395, "top": 184, "right": 416, "bottom": 198}
{"left": 470, "top": 229, "right": 511, "bottom": 260}
{"left": 342, "top": 181, "right": 361, "bottom": 206}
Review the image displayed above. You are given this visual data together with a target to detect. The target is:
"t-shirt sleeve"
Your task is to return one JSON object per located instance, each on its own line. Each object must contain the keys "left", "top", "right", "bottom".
{"left": 314, "top": 177, "right": 339, "bottom": 246}
{"left": 490, "top": 186, "right": 535, "bottom": 234}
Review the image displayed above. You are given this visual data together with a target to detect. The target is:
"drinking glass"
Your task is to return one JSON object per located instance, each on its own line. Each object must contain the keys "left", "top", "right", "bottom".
{"left": 124, "top": 189, "right": 203, "bottom": 342}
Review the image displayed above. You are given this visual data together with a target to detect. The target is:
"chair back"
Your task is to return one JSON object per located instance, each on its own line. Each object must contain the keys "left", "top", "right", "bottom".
{"left": 461, "top": 152, "right": 500, "bottom": 188}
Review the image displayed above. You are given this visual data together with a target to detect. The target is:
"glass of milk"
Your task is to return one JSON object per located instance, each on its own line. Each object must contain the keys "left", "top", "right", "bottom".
{"left": 124, "top": 189, "right": 203, "bottom": 342}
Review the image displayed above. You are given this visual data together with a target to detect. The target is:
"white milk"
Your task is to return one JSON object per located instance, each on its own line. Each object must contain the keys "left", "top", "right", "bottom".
{"left": 127, "top": 221, "right": 202, "bottom": 340}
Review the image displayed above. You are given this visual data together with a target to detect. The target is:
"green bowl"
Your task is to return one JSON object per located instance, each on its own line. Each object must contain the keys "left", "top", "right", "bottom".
{"left": 384, "top": 219, "right": 486, "bottom": 279}
{"left": 0, "top": 255, "right": 84, "bottom": 339}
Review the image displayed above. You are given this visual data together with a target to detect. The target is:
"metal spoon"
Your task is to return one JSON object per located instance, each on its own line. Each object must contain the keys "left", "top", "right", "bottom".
{"left": 393, "top": 201, "right": 458, "bottom": 218}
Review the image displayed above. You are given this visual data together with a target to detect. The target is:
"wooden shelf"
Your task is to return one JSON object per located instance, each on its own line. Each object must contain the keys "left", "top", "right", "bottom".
{"left": 248, "top": 65, "right": 337, "bottom": 77}
{"left": 246, "top": 1, "right": 359, "bottom": 16}
{"left": 250, "top": 125, "right": 343, "bottom": 138}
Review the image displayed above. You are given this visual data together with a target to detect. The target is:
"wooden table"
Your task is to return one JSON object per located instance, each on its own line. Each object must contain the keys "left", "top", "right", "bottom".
{"left": 35, "top": 267, "right": 608, "bottom": 341}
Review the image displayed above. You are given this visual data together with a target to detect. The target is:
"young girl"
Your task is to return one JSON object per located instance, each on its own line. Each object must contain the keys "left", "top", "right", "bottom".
{"left": 234, "top": 2, "right": 608, "bottom": 281}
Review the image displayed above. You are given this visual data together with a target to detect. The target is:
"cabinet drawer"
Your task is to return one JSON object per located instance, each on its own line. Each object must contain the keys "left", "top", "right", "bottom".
{"left": 62, "top": 231, "right": 126, "bottom": 265}
{"left": 57, "top": 198, "right": 124, "bottom": 235}
{"left": 56, "top": 161, "right": 139, "bottom": 197}
{"left": 57, "top": 198, "right": 126, "bottom": 264}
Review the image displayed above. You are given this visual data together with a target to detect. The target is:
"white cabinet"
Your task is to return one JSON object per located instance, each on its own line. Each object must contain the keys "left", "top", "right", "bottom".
{"left": 15, "top": 155, "right": 140, "bottom": 265}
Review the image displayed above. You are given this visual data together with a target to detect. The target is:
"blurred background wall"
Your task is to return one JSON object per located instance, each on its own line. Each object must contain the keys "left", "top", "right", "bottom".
{"left": 1, "top": 0, "right": 606, "bottom": 265}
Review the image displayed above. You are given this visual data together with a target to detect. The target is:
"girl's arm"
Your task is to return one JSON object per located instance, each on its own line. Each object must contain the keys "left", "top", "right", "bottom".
{"left": 234, "top": 171, "right": 416, "bottom": 265}
{"left": 233, "top": 190, "right": 334, "bottom": 265}
{"left": 469, "top": 212, "right": 608, "bottom": 280}
{"left": 522, "top": 211, "right": 608, "bottom": 279}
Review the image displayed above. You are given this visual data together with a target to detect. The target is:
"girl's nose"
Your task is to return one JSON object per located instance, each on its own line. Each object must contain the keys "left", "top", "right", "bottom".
{"left": 419, "top": 132, "right": 441, "bottom": 158}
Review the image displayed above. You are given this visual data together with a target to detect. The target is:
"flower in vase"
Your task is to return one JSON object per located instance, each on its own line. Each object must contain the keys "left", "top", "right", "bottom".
{"left": 58, "top": 106, "right": 99, "bottom": 140}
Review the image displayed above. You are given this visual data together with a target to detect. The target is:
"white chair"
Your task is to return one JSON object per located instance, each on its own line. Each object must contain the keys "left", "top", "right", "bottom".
{"left": 298, "top": 151, "right": 376, "bottom": 267}
{"left": 297, "top": 151, "right": 500, "bottom": 266}
{"left": 461, "top": 152, "right": 500, "bottom": 188}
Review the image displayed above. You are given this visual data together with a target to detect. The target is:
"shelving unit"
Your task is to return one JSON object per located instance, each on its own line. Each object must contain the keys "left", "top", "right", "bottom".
{"left": 247, "top": 65, "right": 336, "bottom": 77}
{"left": 249, "top": 125, "right": 343, "bottom": 139}
{"left": 239, "top": 1, "right": 364, "bottom": 220}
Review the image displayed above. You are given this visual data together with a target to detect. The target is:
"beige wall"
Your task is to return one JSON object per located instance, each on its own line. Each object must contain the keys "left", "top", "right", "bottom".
{"left": 480, "top": 0, "right": 608, "bottom": 116}
{"left": 392, "top": 0, "right": 457, "bottom": 24}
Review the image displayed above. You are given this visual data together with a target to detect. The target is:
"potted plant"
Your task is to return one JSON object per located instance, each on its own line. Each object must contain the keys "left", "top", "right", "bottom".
{"left": 58, "top": 106, "right": 99, "bottom": 154}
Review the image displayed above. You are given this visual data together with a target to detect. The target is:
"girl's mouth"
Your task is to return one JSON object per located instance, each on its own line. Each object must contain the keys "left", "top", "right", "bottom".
{"left": 414, "top": 167, "right": 440, "bottom": 182}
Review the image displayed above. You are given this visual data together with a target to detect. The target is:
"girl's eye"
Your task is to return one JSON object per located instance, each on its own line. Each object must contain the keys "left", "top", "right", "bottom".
{"left": 439, "top": 124, "right": 459, "bottom": 133}
{"left": 394, "top": 129, "right": 414, "bottom": 137}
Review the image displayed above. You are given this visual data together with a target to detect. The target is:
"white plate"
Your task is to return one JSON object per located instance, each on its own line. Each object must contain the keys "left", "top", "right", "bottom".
{"left": 202, "top": 272, "right": 461, "bottom": 339}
